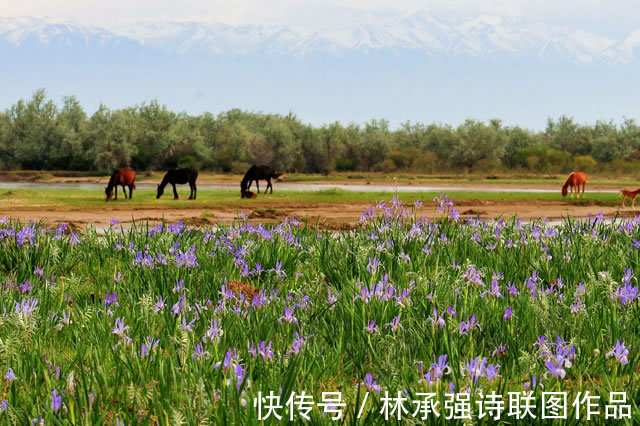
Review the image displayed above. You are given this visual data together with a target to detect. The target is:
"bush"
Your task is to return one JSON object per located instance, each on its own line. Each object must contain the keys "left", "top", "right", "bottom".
{"left": 474, "top": 158, "right": 502, "bottom": 173}
{"left": 411, "top": 151, "right": 439, "bottom": 173}
{"left": 231, "top": 161, "right": 252, "bottom": 174}
{"left": 573, "top": 155, "right": 597, "bottom": 172}
{"left": 373, "top": 159, "right": 396, "bottom": 173}
{"left": 335, "top": 157, "right": 357, "bottom": 172}
{"left": 178, "top": 155, "right": 199, "bottom": 170}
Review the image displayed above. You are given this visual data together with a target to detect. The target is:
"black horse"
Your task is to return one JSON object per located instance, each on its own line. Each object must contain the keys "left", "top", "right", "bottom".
{"left": 240, "top": 165, "right": 284, "bottom": 195}
{"left": 157, "top": 168, "right": 198, "bottom": 200}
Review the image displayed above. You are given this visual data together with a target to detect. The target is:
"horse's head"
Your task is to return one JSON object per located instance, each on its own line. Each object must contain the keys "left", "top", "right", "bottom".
{"left": 240, "top": 181, "right": 248, "bottom": 194}
{"left": 156, "top": 184, "right": 164, "bottom": 199}
{"left": 561, "top": 186, "right": 568, "bottom": 197}
{"left": 105, "top": 186, "right": 113, "bottom": 201}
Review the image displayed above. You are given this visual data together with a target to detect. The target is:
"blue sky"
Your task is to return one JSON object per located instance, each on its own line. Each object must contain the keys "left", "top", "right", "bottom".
{"left": 1, "top": 1, "right": 639, "bottom": 130}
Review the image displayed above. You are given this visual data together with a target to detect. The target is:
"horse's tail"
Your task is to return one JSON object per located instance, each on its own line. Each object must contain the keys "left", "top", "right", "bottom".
{"left": 561, "top": 173, "right": 573, "bottom": 197}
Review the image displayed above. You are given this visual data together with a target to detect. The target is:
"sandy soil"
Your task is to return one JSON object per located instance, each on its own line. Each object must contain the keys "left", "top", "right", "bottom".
{"left": 0, "top": 199, "right": 636, "bottom": 229}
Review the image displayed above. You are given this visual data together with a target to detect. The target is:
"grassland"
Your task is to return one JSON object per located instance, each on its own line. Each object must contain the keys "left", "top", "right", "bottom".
{"left": 0, "top": 188, "right": 624, "bottom": 210}
{"left": 0, "top": 197, "right": 638, "bottom": 424}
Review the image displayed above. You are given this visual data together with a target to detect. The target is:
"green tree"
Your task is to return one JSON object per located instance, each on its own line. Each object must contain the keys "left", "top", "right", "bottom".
{"left": 444, "top": 119, "right": 506, "bottom": 170}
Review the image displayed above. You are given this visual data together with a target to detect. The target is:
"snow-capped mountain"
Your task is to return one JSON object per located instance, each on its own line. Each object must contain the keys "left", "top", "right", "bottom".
{"left": 1, "top": 13, "right": 638, "bottom": 63}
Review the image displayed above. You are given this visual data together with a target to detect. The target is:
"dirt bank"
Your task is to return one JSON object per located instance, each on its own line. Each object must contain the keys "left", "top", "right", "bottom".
{"left": 0, "top": 199, "right": 636, "bottom": 230}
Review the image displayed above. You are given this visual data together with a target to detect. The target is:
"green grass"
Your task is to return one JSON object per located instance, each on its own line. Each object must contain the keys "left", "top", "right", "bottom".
{"left": 0, "top": 188, "right": 624, "bottom": 211}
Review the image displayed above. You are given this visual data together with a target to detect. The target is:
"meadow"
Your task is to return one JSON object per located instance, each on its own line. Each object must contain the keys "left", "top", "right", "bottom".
{"left": 0, "top": 195, "right": 639, "bottom": 424}
{"left": 0, "top": 187, "right": 623, "bottom": 211}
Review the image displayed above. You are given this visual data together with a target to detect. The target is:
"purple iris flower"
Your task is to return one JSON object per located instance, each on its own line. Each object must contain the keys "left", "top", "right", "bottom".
{"left": 50, "top": 389, "right": 62, "bottom": 413}
{"left": 503, "top": 306, "right": 513, "bottom": 321}
{"left": 426, "top": 308, "right": 445, "bottom": 328}
{"left": 288, "top": 332, "right": 309, "bottom": 356}
{"left": 153, "top": 297, "right": 165, "bottom": 314}
{"left": 366, "top": 257, "right": 381, "bottom": 274}
{"left": 423, "top": 355, "right": 451, "bottom": 385}
{"left": 104, "top": 292, "right": 119, "bottom": 307}
{"left": 364, "top": 320, "right": 379, "bottom": 334}
{"left": 360, "top": 373, "right": 381, "bottom": 393}
{"left": 204, "top": 319, "right": 223, "bottom": 343}
{"left": 171, "top": 294, "right": 187, "bottom": 317}
{"left": 459, "top": 314, "right": 481, "bottom": 335}
{"left": 606, "top": 339, "right": 629, "bottom": 365}
{"left": 4, "top": 368, "right": 16, "bottom": 383}
{"left": 235, "top": 364, "right": 246, "bottom": 390}
{"left": 384, "top": 316, "right": 403, "bottom": 332}
{"left": 192, "top": 343, "right": 210, "bottom": 361}
{"left": 278, "top": 306, "right": 298, "bottom": 324}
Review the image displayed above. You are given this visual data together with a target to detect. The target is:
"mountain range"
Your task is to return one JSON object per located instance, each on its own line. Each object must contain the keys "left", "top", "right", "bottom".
{"left": 1, "top": 13, "right": 639, "bottom": 63}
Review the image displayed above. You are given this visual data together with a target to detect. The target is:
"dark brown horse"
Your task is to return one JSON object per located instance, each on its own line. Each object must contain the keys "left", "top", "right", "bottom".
{"left": 241, "top": 191, "right": 258, "bottom": 199}
{"left": 105, "top": 168, "right": 136, "bottom": 201}
{"left": 240, "top": 165, "right": 284, "bottom": 195}
{"left": 157, "top": 168, "right": 198, "bottom": 200}
{"left": 561, "top": 171, "right": 587, "bottom": 199}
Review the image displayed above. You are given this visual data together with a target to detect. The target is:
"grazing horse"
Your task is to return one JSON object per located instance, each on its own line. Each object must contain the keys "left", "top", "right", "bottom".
{"left": 620, "top": 188, "right": 640, "bottom": 208}
{"left": 561, "top": 171, "right": 587, "bottom": 199}
{"left": 157, "top": 168, "right": 198, "bottom": 200}
{"left": 240, "top": 165, "right": 284, "bottom": 195}
{"left": 105, "top": 168, "right": 136, "bottom": 201}
{"left": 241, "top": 191, "right": 258, "bottom": 199}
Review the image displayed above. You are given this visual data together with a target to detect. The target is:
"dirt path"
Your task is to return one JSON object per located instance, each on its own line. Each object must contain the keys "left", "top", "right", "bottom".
{"left": 1, "top": 199, "right": 636, "bottom": 229}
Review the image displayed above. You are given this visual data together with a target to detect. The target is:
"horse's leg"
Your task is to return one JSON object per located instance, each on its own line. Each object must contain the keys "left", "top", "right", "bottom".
{"left": 129, "top": 185, "right": 133, "bottom": 199}
{"left": 121, "top": 184, "right": 127, "bottom": 199}
{"left": 114, "top": 186, "right": 118, "bottom": 200}
{"left": 256, "top": 180, "right": 260, "bottom": 194}
{"left": 268, "top": 178, "right": 273, "bottom": 194}
{"left": 172, "top": 183, "right": 178, "bottom": 199}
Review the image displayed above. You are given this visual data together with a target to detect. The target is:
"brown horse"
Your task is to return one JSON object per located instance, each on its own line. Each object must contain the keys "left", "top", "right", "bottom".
{"left": 620, "top": 188, "right": 640, "bottom": 208}
{"left": 561, "top": 172, "right": 587, "bottom": 199}
{"left": 105, "top": 168, "right": 136, "bottom": 201}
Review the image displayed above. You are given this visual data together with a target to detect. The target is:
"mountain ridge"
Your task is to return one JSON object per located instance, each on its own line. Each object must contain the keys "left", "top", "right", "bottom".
{"left": 1, "top": 13, "right": 639, "bottom": 63}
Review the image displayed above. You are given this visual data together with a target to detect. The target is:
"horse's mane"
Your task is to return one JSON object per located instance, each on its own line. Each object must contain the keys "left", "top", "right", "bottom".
{"left": 107, "top": 170, "right": 119, "bottom": 190}
{"left": 561, "top": 173, "right": 574, "bottom": 197}
{"left": 161, "top": 171, "right": 172, "bottom": 185}
{"left": 241, "top": 165, "right": 257, "bottom": 186}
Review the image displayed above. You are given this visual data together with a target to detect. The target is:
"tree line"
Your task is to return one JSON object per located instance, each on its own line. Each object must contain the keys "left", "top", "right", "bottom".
{"left": 1, "top": 89, "right": 639, "bottom": 175}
